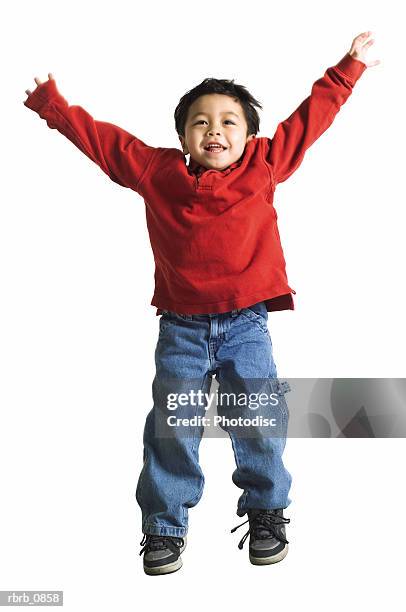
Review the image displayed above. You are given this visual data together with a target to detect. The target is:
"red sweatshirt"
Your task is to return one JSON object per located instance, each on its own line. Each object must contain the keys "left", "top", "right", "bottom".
{"left": 24, "top": 53, "right": 367, "bottom": 315}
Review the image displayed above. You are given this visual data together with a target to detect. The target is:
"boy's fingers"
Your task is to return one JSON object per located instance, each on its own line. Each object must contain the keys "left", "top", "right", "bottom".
{"left": 365, "top": 59, "right": 380, "bottom": 68}
{"left": 25, "top": 73, "right": 53, "bottom": 98}
{"left": 355, "top": 31, "right": 372, "bottom": 42}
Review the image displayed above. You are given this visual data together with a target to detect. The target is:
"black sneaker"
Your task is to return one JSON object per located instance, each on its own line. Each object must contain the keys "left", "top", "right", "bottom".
{"left": 231, "top": 509, "right": 290, "bottom": 565}
{"left": 139, "top": 534, "right": 187, "bottom": 575}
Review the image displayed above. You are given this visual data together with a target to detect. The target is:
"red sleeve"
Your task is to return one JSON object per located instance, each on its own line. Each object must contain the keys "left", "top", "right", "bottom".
{"left": 266, "top": 53, "right": 367, "bottom": 187}
{"left": 24, "top": 78, "right": 159, "bottom": 190}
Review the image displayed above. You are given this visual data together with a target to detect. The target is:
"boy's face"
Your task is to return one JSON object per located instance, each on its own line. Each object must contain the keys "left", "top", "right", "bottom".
{"left": 179, "top": 94, "right": 256, "bottom": 171}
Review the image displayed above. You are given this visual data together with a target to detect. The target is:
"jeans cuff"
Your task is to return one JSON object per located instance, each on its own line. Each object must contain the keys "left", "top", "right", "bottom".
{"left": 142, "top": 522, "right": 188, "bottom": 537}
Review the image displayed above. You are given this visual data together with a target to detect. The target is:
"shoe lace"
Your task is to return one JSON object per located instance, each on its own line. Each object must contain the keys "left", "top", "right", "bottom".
{"left": 139, "top": 534, "right": 184, "bottom": 556}
{"left": 231, "top": 510, "right": 290, "bottom": 550}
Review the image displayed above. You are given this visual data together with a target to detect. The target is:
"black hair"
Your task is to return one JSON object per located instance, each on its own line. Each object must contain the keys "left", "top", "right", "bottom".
{"left": 174, "top": 78, "right": 263, "bottom": 138}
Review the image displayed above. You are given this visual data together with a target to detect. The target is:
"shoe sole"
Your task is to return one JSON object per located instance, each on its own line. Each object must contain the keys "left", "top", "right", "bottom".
{"left": 143, "top": 537, "right": 187, "bottom": 576}
{"left": 249, "top": 544, "right": 289, "bottom": 565}
{"left": 144, "top": 557, "right": 183, "bottom": 576}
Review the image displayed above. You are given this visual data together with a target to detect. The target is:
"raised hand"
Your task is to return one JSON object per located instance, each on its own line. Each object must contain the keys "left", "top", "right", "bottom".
{"left": 25, "top": 73, "right": 54, "bottom": 99}
{"left": 348, "top": 32, "right": 380, "bottom": 68}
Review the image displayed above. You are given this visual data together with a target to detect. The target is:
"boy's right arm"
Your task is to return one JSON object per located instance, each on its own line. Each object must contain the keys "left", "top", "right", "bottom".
{"left": 24, "top": 75, "right": 158, "bottom": 190}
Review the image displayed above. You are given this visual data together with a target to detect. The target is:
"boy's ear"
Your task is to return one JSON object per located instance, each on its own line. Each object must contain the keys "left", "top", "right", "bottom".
{"left": 179, "top": 136, "right": 189, "bottom": 155}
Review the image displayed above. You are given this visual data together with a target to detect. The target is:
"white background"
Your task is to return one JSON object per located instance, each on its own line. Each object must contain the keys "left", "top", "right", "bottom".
{"left": 1, "top": 0, "right": 405, "bottom": 609}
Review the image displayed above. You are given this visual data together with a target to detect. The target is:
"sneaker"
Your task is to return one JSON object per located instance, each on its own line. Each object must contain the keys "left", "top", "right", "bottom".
{"left": 139, "top": 534, "right": 187, "bottom": 575}
{"left": 231, "top": 508, "right": 290, "bottom": 565}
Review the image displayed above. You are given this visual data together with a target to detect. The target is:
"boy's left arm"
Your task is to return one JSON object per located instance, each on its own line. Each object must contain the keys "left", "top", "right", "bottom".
{"left": 267, "top": 31, "right": 380, "bottom": 187}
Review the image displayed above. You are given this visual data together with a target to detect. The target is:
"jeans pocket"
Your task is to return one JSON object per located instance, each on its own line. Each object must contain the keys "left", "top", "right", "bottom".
{"left": 158, "top": 313, "right": 174, "bottom": 336}
{"left": 241, "top": 307, "right": 269, "bottom": 334}
{"left": 158, "top": 311, "right": 191, "bottom": 338}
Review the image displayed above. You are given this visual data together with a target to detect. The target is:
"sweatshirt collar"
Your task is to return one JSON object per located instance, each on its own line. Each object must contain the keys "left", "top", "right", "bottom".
{"left": 188, "top": 155, "right": 243, "bottom": 178}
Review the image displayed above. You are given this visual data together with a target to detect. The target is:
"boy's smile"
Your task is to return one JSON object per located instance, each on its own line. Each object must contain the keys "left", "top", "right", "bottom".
{"left": 179, "top": 94, "right": 255, "bottom": 171}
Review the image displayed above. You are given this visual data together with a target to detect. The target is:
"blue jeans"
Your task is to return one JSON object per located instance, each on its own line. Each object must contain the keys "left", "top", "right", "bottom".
{"left": 135, "top": 301, "right": 292, "bottom": 537}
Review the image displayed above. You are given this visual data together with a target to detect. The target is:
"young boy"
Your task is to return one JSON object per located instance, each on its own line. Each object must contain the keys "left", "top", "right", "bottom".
{"left": 24, "top": 32, "right": 378, "bottom": 575}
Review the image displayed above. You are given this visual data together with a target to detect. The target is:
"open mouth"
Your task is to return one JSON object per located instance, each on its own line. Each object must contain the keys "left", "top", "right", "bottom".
{"left": 204, "top": 145, "right": 227, "bottom": 154}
